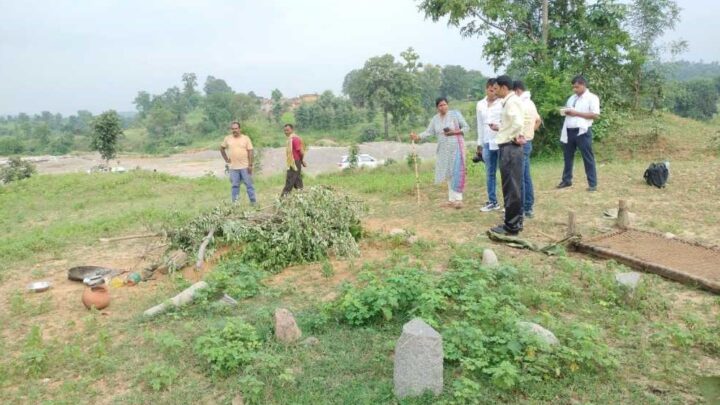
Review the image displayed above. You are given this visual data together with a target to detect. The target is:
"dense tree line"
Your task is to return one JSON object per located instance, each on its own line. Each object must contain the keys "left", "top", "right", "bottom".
{"left": 0, "top": 110, "right": 107, "bottom": 155}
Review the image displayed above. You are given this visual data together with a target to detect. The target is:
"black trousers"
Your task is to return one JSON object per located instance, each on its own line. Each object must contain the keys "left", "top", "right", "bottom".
{"left": 562, "top": 127, "right": 597, "bottom": 187}
{"left": 499, "top": 142, "right": 524, "bottom": 233}
{"left": 281, "top": 160, "right": 303, "bottom": 196}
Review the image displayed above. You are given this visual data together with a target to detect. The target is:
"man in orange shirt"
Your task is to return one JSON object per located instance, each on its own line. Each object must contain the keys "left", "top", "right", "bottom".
{"left": 220, "top": 121, "right": 256, "bottom": 204}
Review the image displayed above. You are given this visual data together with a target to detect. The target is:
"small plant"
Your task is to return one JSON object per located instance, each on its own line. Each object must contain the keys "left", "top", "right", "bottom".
{"left": 347, "top": 144, "right": 360, "bottom": 169}
{"left": 18, "top": 325, "right": 48, "bottom": 377}
{"left": 1, "top": 157, "right": 36, "bottom": 184}
{"left": 406, "top": 153, "right": 421, "bottom": 169}
{"left": 320, "top": 261, "right": 334, "bottom": 278}
{"left": 194, "top": 319, "right": 261, "bottom": 377}
{"left": 139, "top": 362, "right": 179, "bottom": 391}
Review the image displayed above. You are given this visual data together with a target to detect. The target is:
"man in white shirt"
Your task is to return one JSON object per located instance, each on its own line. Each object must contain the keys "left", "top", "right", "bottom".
{"left": 475, "top": 78, "right": 503, "bottom": 212}
{"left": 558, "top": 75, "right": 600, "bottom": 192}
{"left": 513, "top": 80, "right": 541, "bottom": 218}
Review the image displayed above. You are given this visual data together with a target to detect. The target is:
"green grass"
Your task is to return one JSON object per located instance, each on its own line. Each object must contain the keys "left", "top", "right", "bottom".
{"left": 1, "top": 152, "right": 719, "bottom": 404}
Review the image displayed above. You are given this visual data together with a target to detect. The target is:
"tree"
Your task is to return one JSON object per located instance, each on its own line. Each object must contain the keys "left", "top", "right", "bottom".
{"left": 181, "top": 72, "right": 201, "bottom": 108}
{"left": 271, "top": 89, "right": 285, "bottom": 122}
{"left": 133, "top": 91, "right": 153, "bottom": 119}
{"left": 440, "top": 65, "right": 470, "bottom": 100}
{"left": 91, "top": 110, "right": 123, "bottom": 164}
{"left": 400, "top": 47, "right": 421, "bottom": 73}
{"left": 417, "top": 64, "right": 442, "bottom": 114}
{"left": 342, "top": 54, "right": 420, "bottom": 138}
{"left": 419, "top": 0, "right": 661, "bottom": 152}
{"left": 627, "top": 0, "right": 683, "bottom": 108}
{"left": 667, "top": 79, "right": 719, "bottom": 120}
{"left": 204, "top": 76, "right": 233, "bottom": 96}
{"left": 203, "top": 92, "right": 259, "bottom": 131}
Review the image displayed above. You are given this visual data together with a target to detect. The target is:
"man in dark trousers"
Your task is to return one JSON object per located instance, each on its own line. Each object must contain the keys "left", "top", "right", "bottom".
{"left": 557, "top": 75, "right": 600, "bottom": 192}
{"left": 490, "top": 75, "right": 525, "bottom": 236}
{"left": 281, "top": 123, "right": 306, "bottom": 197}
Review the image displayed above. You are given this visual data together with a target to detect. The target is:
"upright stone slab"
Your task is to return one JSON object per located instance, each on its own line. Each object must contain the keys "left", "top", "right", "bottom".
{"left": 394, "top": 318, "right": 443, "bottom": 398}
{"left": 274, "top": 308, "right": 302, "bottom": 344}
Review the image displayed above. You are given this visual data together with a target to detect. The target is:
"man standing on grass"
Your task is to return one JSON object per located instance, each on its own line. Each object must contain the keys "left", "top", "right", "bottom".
{"left": 513, "top": 80, "right": 542, "bottom": 218}
{"left": 476, "top": 78, "right": 503, "bottom": 213}
{"left": 281, "top": 123, "right": 306, "bottom": 197}
{"left": 490, "top": 75, "right": 525, "bottom": 236}
{"left": 220, "top": 121, "right": 256, "bottom": 204}
{"left": 557, "top": 75, "right": 600, "bottom": 192}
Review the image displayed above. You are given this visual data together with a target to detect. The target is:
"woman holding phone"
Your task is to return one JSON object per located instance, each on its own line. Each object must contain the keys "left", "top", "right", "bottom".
{"left": 410, "top": 97, "right": 470, "bottom": 209}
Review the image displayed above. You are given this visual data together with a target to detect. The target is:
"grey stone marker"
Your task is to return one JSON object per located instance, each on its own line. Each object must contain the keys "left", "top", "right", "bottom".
{"left": 615, "top": 272, "right": 642, "bottom": 291}
{"left": 482, "top": 248, "right": 499, "bottom": 267}
{"left": 517, "top": 321, "right": 560, "bottom": 346}
{"left": 394, "top": 318, "right": 443, "bottom": 398}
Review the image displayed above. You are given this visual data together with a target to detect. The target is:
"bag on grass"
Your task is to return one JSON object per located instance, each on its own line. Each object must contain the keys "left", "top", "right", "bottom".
{"left": 643, "top": 162, "right": 669, "bottom": 188}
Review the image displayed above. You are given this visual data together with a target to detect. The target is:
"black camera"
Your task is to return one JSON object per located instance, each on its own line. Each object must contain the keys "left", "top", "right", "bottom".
{"left": 472, "top": 154, "right": 484, "bottom": 164}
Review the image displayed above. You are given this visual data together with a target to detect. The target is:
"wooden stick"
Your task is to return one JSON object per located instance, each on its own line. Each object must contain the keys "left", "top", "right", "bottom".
{"left": 616, "top": 199, "right": 630, "bottom": 229}
{"left": 412, "top": 139, "right": 420, "bottom": 205}
{"left": 99, "top": 233, "right": 162, "bottom": 243}
{"left": 195, "top": 226, "right": 216, "bottom": 270}
{"left": 566, "top": 211, "right": 576, "bottom": 237}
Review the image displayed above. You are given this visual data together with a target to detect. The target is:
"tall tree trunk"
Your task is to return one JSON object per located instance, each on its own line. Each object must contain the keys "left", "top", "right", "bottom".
{"left": 383, "top": 109, "right": 389, "bottom": 139}
{"left": 542, "top": 0, "right": 549, "bottom": 48}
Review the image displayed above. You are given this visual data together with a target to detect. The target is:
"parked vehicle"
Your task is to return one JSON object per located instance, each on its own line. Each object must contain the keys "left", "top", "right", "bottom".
{"left": 337, "top": 154, "right": 383, "bottom": 169}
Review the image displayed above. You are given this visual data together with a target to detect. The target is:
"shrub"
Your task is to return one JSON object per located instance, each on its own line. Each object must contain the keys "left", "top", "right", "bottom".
{"left": 194, "top": 319, "right": 261, "bottom": 377}
{"left": 1, "top": 157, "right": 36, "bottom": 184}
{"left": 139, "top": 362, "right": 179, "bottom": 391}
{"left": 406, "top": 153, "right": 421, "bottom": 169}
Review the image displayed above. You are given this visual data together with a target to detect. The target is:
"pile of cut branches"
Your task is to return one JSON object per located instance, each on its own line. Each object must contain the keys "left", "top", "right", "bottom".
{"left": 167, "top": 186, "right": 364, "bottom": 273}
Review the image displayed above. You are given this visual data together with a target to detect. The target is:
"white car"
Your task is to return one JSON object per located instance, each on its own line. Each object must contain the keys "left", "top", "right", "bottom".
{"left": 337, "top": 154, "right": 383, "bottom": 169}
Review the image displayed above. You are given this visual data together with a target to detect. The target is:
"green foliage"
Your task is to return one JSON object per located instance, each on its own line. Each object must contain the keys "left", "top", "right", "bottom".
{"left": 295, "top": 91, "right": 359, "bottom": 131}
{"left": 335, "top": 262, "right": 437, "bottom": 325}
{"left": 342, "top": 53, "right": 420, "bottom": 138}
{"left": 91, "top": 110, "right": 123, "bottom": 163}
{"left": 223, "top": 186, "right": 364, "bottom": 272}
{"left": 440, "top": 65, "right": 484, "bottom": 101}
{"left": 203, "top": 255, "right": 265, "bottom": 300}
{"left": 666, "top": 79, "right": 719, "bottom": 120}
{"left": 333, "top": 255, "right": 618, "bottom": 394}
{"left": 139, "top": 362, "right": 179, "bottom": 391}
{"left": 320, "top": 260, "right": 334, "bottom": 278}
{"left": 170, "top": 187, "right": 364, "bottom": 275}
{"left": 18, "top": 326, "right": 48, "bottom": 377}
{"left": 347, "top": 144, "right": 359, "bottom": 169}
{"left": 1, "top": 157, "right": 36, "bottom": 184}
{"left": 406, "top": 152, "right": 421, "bottom": 168}
{"left": 194, "top": 319, "right": 261, "bottom": 377}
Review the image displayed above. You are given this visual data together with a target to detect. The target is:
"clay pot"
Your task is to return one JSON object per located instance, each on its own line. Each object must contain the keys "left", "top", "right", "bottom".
{"left": 82, "top": 285, "right": 110, "bottom": 310}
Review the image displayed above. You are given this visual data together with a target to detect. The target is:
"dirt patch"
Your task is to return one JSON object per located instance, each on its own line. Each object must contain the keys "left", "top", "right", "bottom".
{"left": 0, "top": 236, "right": 168, "bottom": 342}
{"left": 27, "top": 141, "right": 439, "bottom": 179}
{"left": 265, "top": 245, "right": 389, "bottom": 300}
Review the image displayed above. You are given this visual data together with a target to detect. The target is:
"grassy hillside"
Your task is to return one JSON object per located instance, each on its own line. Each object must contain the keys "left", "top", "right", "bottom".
{"left": 1, "top": 152, "right": 719, "bottom": 403}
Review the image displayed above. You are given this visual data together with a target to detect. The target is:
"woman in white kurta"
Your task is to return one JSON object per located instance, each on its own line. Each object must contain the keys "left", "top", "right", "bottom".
{"left": 411, "top": 97, "right": 470, "bottom": 208}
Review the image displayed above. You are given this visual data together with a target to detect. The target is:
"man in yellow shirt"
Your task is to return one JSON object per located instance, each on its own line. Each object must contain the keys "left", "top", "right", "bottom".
{"left": 490, "top": 75, "right": 525, "bottom": 236}
{"left": 513, "top": 80, "right": 541, "bottom": 218}
{"left": 220, "top": 121, "right": 256, "bottom": 204}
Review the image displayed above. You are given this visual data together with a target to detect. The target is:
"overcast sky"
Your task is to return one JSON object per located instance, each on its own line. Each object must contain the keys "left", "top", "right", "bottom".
{"left": 1, "top": 0, "right": 718, "bottom": 116}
